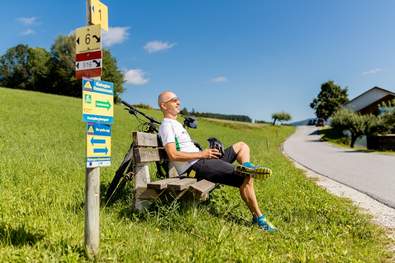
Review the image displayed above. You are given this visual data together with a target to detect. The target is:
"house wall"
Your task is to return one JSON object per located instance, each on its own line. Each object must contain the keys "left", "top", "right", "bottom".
{"left": 359, "top": 94, "right": 395, "bottom": 115}
{"left": 344, "top": 88, "right": 390, "bottom": 112}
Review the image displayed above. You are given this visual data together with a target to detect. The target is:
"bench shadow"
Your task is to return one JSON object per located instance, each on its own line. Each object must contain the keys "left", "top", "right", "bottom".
{"left": 0, "top": 223, "right": 44, "bottom": 247}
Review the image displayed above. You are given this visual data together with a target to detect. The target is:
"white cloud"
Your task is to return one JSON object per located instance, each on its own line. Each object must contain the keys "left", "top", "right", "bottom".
{"left": 102, "top": 27, "right": 130, "bottom": 47}
{"left": 124, "top": 69, "right": 149, "bottom": 85}
{"left": 17, "top": 16, "right": 38, "bottom": 25}
{"left": 362, "top": 68, "right": 382, "bottom": 75}
{"left": 211, "top": 76, "right": 228, "bottom": 83}
{"left": 144, "top": 41, "right": 175, "bottom": 53}
{"left": 20, "top": 29, "right": 35, "bottom": 36}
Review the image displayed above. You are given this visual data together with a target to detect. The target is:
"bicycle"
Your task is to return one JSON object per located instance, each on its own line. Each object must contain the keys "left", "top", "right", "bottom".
{"left": 104, "top": 100, "right": 199, "bottom": 205}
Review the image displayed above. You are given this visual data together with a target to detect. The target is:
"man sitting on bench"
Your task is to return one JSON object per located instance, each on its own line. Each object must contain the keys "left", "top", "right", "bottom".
{"left": 158, "top": 91, "right": 277, "bottom": 232}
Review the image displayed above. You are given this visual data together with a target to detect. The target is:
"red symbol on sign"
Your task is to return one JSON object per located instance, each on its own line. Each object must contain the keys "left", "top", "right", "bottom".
{"left": 75, "top": 50, "right": 102, "bottom": 79}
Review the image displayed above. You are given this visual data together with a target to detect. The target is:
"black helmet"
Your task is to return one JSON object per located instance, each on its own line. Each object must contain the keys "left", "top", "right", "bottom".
{"left": 184, "top": 116, "right": 198, "bottom": 128}
{"left": 207, "top": 137, "right": 224, "bottom": 158}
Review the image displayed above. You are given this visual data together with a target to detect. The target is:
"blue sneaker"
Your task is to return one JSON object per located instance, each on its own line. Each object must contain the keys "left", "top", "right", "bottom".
{"left": 236, "top": 162, "right": 272, "bottom": 180}
{"left": 253, "top": 215, "right": 278, "bottom": 233}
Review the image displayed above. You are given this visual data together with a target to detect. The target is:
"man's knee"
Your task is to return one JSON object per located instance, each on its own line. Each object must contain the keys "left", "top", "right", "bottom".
{"left": 233, "top": 141, "right": 249, "bottom": 153}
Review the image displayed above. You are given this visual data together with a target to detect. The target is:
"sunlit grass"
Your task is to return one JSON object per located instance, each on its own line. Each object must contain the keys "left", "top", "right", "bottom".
{"left": 0, "top": 87, "right": 392, "bottom": 262}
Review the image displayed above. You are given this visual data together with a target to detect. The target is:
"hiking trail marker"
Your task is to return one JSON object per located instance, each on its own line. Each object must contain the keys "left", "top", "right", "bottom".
{"left": 75, "top": 24, "right": 102, "bottom": 53}
{"left": 75, "top": 50, "right": 102, "bottom": 79}
{"left": 90, "top": 0, "right": 108, "bottom": 31}
{"left": 86, "top": 123, "right": 111, "bottom": 168}
{"left": 82, "top": 78, "right": 114, "bottom": 124}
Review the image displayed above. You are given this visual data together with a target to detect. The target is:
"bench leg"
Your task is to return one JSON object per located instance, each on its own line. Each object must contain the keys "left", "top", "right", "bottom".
{"left": 133, "top": 163, "right": 151, "bottom": 211}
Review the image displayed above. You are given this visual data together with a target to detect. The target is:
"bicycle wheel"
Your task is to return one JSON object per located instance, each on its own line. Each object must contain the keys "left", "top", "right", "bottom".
{"left": 105, "top": 144, "right": 135, "bottom": 205}
{"left": 104, "top": 160, "right": 134, "bottom": 205}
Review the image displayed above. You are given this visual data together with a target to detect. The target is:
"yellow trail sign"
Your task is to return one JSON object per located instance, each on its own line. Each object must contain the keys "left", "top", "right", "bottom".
{"left": 75, "top": 24, "right": 101, "bottom": 53}
{"left": 90, "top": 0, "right": 108, "bottom": 31}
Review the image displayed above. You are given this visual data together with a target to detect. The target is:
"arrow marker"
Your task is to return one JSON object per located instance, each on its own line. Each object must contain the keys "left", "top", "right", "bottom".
{"left": 93, "top": 35, "right": 101, "bottom": 42}
{"left": 94, "top": 147, "right": 108, "bottom": 154}
{"left": 76, "top": 37, "right": 80, "bottom": 45}
{"left": 93, "top": 60, "right": 101, "bottom": 67}
{"left": 90, "top": 137, "right": 106, "bottom": 145}
{"left": 95, "top": 100, "right": 111, "bottom": 110}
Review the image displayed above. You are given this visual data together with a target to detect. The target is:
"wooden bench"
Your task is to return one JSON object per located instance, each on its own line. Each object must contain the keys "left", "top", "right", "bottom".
{"left": 132, "top": 131, "right": 217, "bottom": 211}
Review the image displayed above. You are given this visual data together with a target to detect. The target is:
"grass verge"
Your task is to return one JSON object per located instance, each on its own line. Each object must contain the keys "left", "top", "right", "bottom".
{"left": 0, "top": 87, "right": 393, "bottom": 262}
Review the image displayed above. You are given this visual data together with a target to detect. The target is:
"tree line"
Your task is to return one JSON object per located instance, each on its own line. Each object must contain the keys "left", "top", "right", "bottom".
{"left": 0, "top": 35, "right": 124, "bottom": 101}
{"left": 180, "top": 108, "right": 252, "bottom": 122}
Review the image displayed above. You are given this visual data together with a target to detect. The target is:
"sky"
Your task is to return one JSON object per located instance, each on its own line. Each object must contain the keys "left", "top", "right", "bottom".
{"left": 1, "top": 0, "right": 395, "bottom": 121}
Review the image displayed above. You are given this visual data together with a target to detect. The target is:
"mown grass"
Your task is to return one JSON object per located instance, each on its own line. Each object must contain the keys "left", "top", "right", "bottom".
{"left": 0, "top": 87, "right": 393, "bottom": 262}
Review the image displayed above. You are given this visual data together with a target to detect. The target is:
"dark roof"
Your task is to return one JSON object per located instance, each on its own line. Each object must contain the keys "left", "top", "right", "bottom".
{"left": 344, "top": 86, "right": 395, "bottom": 106}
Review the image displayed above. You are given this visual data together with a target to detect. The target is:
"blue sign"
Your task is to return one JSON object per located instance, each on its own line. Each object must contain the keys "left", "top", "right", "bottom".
{"left": 82, "top": 78, "right": 114, "bottom": 124}
{"left": 86, "top": 123, "right": 112, "bottom": 168}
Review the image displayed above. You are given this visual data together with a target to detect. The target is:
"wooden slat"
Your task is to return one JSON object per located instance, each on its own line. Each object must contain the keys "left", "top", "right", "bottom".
{"left": 138, "top": 188, "right": 165, "bottom": 200}
{"left": 147, "top": 178, "right": 180, "bottom": 190}
{"left": 132, "top": 132, "right": 162, "bottom": 147}
{"left": 167, "top": 178, "right": 197, "bottom": 191}
{"left": 190, "top": 180, "right": 216, "bottom": 195}
{"left": 133, "top": 147, "right": 166, "bottom": 162}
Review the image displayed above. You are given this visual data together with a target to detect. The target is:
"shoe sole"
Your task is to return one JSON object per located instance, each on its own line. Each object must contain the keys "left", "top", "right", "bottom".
{"left": 236, "top": 166, "right": 272, "bottom": 180}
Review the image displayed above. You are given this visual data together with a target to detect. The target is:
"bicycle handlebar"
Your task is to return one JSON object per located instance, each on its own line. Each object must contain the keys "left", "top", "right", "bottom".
{"left": 121, "top": 100, "right": 161, "bottom": 125}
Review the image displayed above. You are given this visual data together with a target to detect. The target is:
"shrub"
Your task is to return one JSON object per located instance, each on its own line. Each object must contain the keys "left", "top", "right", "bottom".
{"left": 331, "top": 109, "right": 380, "bottom": 148}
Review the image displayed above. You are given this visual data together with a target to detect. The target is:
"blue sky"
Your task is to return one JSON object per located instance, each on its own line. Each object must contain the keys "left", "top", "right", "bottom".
{"left": 1, "top": 0, "right": 395, "bottom": 121}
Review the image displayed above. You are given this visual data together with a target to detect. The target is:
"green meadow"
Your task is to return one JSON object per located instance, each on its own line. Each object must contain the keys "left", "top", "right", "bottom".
{"left": 0, "top": 87, "right": 392, "bottom": 262}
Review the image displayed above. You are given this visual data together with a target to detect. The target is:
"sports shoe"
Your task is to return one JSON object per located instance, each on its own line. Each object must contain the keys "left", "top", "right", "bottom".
{"left": 236, "top": 162, "right": 272, "bottom": 180}
{"left": 253, "top": 215, "right": 278, "bottom": 233}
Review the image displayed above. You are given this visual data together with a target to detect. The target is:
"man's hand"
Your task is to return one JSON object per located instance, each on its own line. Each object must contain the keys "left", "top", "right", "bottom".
{"left": 201, "top": 148, "right": 221, "bottom": 159}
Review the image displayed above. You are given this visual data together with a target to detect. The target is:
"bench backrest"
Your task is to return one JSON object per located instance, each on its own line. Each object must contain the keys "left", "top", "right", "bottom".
{"left": 132, "top": 132, "right": 166, "bottom": 163}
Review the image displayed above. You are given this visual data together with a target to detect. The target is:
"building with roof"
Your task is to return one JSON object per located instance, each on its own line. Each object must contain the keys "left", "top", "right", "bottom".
{"left": 343, "top": 87, "right": 395, "bottom": 115}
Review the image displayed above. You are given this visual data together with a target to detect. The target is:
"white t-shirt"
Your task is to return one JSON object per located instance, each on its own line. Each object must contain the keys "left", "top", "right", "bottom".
{"left": 159, "top": 118, "right": 200, "bottom": 175}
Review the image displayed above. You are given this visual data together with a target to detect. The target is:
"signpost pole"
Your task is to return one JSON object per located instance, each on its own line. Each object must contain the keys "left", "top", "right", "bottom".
{"left": 85, "top": 0, "right": 99, "bottom": 258}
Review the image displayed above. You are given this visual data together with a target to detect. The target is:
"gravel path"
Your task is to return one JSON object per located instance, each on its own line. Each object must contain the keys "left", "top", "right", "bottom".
{"left": 282, "top": 126, "right": 395, "bottom": 247}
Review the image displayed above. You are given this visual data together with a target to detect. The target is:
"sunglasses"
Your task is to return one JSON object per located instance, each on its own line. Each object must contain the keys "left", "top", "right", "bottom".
{"left": 162, "top": 96, "right": 179, "bottom": 104}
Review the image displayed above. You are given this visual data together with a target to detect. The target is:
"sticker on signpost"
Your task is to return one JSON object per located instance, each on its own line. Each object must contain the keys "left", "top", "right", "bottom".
{"left": 82, "top": 78, "right": 114, "bottom": 124}
{"left": 86, "top": 123, "right": 111, "bottom": 167}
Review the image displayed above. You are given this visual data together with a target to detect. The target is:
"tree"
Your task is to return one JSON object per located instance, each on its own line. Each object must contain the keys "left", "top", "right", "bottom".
{"left": 0, "top": 45, "right": 51, "bottom": 91}
{"left": 331, "top": 109, "right": 379, "bottom": 148}
{"left": 0, "top": 44, "right": 30, "bottom": 89}
{"left": 271, "top": 112, "right": 292, "bottom": 125}
{"left": 48, "top": 35, "right": 79, "bottom": 96}
{"left": 310, "top": 81, "right": 348, "bottom": 121}
{"left": 102, "top": 49, "right": 124, "bottom": 102}
{"left": 27, "top": 47, "right": 51, "bottom": 91}
{"left": 180, "top": 107, "right": 189, "bottom": 116}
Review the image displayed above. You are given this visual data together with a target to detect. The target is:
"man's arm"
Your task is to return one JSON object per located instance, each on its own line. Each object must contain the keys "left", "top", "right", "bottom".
{"left": 164, "top": 143, "right": 221, "bottom": 161}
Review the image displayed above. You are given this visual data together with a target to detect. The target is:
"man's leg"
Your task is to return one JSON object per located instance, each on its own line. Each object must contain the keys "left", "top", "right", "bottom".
{"left": 231, "top": 141, "right": 250, "bottom": 164}
{"left": 239, "top": 175, "right": 262, "bottom": 217}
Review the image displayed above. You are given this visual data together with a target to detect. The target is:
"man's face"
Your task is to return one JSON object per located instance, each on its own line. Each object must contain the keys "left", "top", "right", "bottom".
{"left": 160, "top": 92, "right": 180, "bottom": 115}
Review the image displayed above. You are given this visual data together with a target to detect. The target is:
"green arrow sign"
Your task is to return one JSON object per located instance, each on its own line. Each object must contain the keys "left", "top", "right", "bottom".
{"left": 95, "top": 100, "right": 111, "bottom": 110}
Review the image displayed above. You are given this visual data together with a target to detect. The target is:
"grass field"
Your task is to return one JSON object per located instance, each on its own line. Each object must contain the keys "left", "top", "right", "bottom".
{"left": 0, "top": 87, "right": 393, "bottom": 262}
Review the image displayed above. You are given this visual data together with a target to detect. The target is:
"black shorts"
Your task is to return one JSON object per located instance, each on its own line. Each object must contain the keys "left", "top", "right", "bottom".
{"left": 190, "top": 146, "right": 245, "bottom": 188}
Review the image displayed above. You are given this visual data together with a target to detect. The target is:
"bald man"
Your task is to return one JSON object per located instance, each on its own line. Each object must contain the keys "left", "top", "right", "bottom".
{"left": 158, "top": 91, "right": 277, "bottom": 232}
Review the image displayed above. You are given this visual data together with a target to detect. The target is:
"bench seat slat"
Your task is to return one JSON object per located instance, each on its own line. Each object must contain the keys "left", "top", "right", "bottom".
{"left": 190, "top": 180, "right": 216, "bottom": 195}
{"left": 167, "top": 178, "right": 197, "bottom": 191}
{"left": 147, "top": 178, "right": 181, "bottom": 190}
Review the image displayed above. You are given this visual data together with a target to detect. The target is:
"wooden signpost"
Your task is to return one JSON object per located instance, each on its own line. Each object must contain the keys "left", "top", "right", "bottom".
{"left": 76, "top": 0, "right": 109, "bottom": 258}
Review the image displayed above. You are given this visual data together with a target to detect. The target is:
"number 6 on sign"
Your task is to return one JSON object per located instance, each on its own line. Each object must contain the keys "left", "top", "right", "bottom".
{"left": 75, "top": 25, "right": 101, "bottom": 53}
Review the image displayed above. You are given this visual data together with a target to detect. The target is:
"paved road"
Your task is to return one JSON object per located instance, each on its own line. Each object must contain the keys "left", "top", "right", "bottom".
{"left": 283, "top": 126, "right": 395, "bottom": 208}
